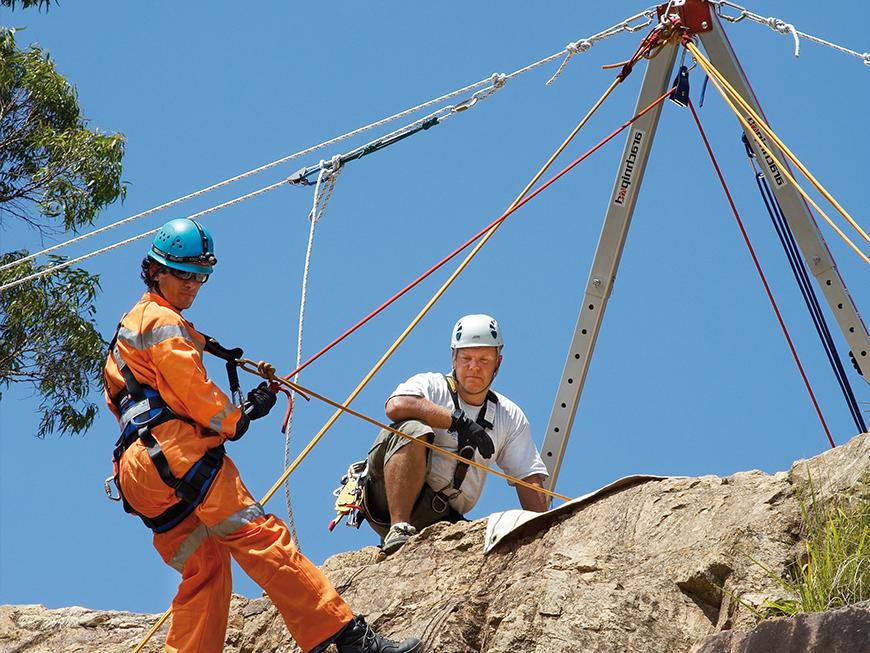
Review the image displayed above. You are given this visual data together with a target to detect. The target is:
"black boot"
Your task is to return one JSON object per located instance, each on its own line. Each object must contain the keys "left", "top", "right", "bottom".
{"left": 313, "top": 615, "right": 423, "bottom": 653}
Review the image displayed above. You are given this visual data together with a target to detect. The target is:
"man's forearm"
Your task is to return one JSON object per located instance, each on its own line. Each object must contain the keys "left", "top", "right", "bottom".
{"left": 516, "top": 474, "right": 549, "bottom": 512}
{"left": 385, "top": 395, "right": 453, "bottom": 429}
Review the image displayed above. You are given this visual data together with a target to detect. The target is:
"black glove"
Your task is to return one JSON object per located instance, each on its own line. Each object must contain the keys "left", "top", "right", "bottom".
{"left": 243, "top": 382, "right": 277, "bottom": 420}
{"left": 450, "top": 410, "right": 495, "bottom": 460}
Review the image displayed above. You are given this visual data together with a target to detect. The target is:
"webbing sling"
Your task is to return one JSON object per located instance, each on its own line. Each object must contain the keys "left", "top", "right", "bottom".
{"left": 106, "top": 320, "right": 226, "bottom": 533}
{"left": 443, "top": 375, "right": 498, "bottom": 494}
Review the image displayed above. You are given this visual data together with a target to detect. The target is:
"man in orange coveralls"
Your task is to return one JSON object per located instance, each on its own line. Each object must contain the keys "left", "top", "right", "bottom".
{"left": 104, "top": 217, "right": 423, "bottom": 653}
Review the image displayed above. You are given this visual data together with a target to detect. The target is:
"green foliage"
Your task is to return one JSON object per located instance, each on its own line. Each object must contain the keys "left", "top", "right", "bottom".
{"left": 0, "top": 27, "right": 125, "bottom": 436}
{"left": 0, "top": 0, "right": 55, "bottom": 12}
{"left": 0, "top": 28, "right": 125, "bottom": 233}
{"left": 756, "top": 475, "right": 870, "bottom": 618}
{"left": 0, "top": 252, "right": 106, "bottom": 437}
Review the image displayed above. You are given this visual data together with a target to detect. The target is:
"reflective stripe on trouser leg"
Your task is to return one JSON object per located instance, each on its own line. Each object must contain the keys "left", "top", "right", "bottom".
{"left": 169, "top": 503, "right": 265, "bottom": 572}
{"left": 165, "top": 536, "right": 232, "bottom": 653}
{"left": 217, "top": 513, "right": 353, "bottom": 652}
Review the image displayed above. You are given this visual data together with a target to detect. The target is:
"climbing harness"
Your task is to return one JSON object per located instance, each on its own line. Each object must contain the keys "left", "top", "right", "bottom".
{"left": 103, "top": 324, "right": 292, "bottom": 532}
{"left": 438, "top": 375, "right": 498, "bottom": 503}
{"left": 103, "top": 323, "right": 228, "bottom": 533}
{"left": 741, "top": 135, "right": 867, "bottom": 434}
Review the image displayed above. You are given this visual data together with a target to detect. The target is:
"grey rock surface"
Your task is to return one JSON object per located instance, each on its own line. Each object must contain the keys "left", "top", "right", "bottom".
{"left": 691, "top": 601, "right": 870, "bottom": 653}
{"left": 1, "top": 433, "right": 867, "bottom": 653}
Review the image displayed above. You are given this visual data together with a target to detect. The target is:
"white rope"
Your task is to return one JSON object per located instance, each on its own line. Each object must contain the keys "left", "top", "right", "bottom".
{"left": 281, "top": 156, "right": 343, "bottom": 549}
{"left": 0, "top": 90, "right": 491, "bottom": 295}
{"left": 546, "top": 9, "right": 657, "bottom": 86}
{"left": 2, "top": 8, "right": 659, "bottom": 276}
{"left": 0, "top": 179, "right": 290, "bottom": 292}
{"left": 713, "top": 0, "right": 869, "bottom": 64}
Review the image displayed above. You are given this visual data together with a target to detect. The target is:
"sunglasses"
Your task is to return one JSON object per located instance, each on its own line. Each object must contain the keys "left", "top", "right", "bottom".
{"left": 165, "top": 268, "right": 210, "bottom": 284}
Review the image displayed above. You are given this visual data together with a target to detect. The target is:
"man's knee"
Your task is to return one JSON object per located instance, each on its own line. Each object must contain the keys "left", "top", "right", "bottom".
{"left": 368, "top": 420, "right": 434, "bottom": 478}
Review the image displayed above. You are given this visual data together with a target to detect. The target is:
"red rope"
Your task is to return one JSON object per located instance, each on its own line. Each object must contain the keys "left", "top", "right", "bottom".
{"left": 284, "top": 87, "right": 676, "bottom": 382}
{"left": 688, "top": 100, "right": 835, "bottom": 448}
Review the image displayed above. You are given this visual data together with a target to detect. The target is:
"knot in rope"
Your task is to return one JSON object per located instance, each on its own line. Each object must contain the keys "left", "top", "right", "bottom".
{"left": 863, "top": 52, "right": 870, "bottom": 66}
{"left": 457, "top": 73, "right": 508, "bottom": 109}
{"left": 566, "top": 39, "right": 592, "bottom": 55}
{"left": 255, "top": 360, "right": 277, "bottom": 381}
{"left": 547, "top": 40, "right": 592, "bottom": 87}
{"left": 765, "top": 16, "right": 800, "bottom": 57}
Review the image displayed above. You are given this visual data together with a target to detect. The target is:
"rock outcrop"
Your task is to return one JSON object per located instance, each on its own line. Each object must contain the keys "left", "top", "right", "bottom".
{"left": 1, "top": 433, "right": 867, "bottom": 653}
{"left": 693, "top": 601, "right": 870, "bottom": 653}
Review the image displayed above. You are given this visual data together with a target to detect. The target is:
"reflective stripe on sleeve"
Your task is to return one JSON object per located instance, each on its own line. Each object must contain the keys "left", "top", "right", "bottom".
{"left": 118, "top": 324, "right": 192, "bottom": 350}
{"left": 209, "top": 403, "right": 235, "bottom": 432}
{"left": 170, "top": 503, "right": 266, "bottom": 572}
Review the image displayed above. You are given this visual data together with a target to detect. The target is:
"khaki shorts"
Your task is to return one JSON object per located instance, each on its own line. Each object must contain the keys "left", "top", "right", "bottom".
{"left": 364, "top": 420, "right": 464, "bottom": 540}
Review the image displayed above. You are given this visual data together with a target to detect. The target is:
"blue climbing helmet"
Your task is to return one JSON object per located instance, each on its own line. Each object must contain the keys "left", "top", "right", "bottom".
{"left": 148, "top": 218, "right": 217, "bottom": 274}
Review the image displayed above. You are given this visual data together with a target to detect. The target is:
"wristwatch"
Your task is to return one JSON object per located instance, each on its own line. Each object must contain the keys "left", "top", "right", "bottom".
{"left": 449, "top": 408, "right": 465, "bottom": 432}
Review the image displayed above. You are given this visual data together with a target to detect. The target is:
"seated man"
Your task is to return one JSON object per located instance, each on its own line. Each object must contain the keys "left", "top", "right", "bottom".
{"left": 364, "top": 314, "right": 549, "bottom": 554}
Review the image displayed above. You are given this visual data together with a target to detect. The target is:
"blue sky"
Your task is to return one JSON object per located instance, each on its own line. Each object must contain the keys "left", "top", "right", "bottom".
{"left": 1, "top": 1, "right": 868, "bottom": 615}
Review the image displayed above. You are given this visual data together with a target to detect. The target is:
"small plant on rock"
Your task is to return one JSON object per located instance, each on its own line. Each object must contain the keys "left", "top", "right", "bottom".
{"left": 756, "top": 473, "right": 869, "bottom": 618}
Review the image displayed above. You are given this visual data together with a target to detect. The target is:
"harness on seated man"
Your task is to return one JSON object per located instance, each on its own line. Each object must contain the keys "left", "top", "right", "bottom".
{"left": 328, "top": 374, "right": 497, "bottom": 530}
{"left": 103, "top": 321, "right": 242, "bottom": 534}
{"left": 433, "top": 374, "right": 498, "bottom": 510}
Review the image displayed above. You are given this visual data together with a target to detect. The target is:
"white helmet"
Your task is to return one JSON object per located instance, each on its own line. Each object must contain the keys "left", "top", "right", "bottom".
{"left": 451, "top": 314, "right": 504, "bottom": 350}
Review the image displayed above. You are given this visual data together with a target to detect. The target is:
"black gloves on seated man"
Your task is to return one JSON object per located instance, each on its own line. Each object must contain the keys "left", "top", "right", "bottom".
{"left": 449, "top": 410, "right": 495, "bottom": 459}
{"left": 245, "top": 382, "right": 277, "bottom": 420}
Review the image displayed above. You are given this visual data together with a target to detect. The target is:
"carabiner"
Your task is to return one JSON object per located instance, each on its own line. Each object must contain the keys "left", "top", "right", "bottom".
{"left": 104, "top": 475, "right": 122, "bottom": 502}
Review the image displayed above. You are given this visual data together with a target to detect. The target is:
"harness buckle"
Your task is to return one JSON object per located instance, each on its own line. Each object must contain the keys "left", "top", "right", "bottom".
{"left": 104, "top": 475, "right": 122, "bottom": 502}
{"left": 431, "top": 490, "right": 454, "bottom": 514}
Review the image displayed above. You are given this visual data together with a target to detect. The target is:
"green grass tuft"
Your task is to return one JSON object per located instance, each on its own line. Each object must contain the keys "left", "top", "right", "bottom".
{"left": 757, "top": 472, "right": 870, "bottom": 618}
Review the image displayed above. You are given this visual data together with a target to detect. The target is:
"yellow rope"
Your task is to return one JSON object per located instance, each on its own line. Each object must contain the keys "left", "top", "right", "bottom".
{"left": 685, "top": 42, "right": 870, "bottom": 266}
{"left": 132, "top": 613, "right": 168, "bottom": 653}
{"left": 241, "top": 360, "right": 571, "bottom": 502}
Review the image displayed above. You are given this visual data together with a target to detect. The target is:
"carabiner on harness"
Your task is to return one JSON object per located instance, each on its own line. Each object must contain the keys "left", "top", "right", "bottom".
{"left": 104, "top": 475, "right": 122, "bottom": 502}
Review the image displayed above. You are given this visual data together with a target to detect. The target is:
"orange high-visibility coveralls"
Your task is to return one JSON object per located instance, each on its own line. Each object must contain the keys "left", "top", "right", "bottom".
{"left": 104, "top": 292, "right": 353, "bottom": 653}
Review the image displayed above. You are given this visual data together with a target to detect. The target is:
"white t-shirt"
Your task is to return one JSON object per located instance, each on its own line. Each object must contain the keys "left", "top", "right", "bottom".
{"left": 389, "top": 372, "right": 549, "bottom": 515}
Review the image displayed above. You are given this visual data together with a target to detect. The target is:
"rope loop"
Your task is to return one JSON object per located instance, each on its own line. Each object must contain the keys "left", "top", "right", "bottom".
{"left": 624, "top": 13, "right": 654, "bottom": 32}
{"left": 546, "top": 40, "right": 592, "bottom": 87}
{"left": 765, "top": 17, "right": 800, "bottom": 57}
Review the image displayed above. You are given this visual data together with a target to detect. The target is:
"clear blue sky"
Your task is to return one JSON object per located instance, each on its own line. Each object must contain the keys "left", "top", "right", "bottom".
{"left": 1, "top": 1, "right": 868, "bottom": 615}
